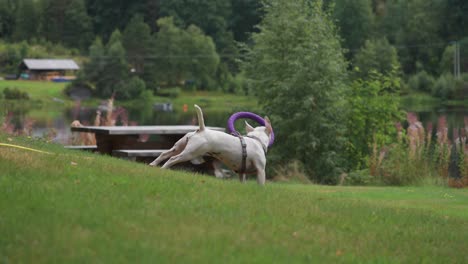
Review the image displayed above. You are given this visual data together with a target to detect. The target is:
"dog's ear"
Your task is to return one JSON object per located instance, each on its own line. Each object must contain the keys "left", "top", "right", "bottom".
{"left": 245, "top": 120, "right": 255, "bottom": 133}
{"left": 264, "top": 116, "right": 273, "bottom": 135}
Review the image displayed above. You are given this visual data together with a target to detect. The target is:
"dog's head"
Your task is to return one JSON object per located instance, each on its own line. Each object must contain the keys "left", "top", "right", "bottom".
{"left": 245, "top": 116, "right": 273, "bottom": 148}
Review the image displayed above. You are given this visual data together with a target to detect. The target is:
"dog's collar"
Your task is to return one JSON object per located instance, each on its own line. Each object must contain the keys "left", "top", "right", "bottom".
{"left": 246, "top": 135, "right": 268, "bottom": 154}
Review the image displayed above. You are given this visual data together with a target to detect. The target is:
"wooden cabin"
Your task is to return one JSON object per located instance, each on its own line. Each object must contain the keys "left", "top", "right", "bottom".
{"left": 19, "top": 59, "right": 80, "bottom": 81}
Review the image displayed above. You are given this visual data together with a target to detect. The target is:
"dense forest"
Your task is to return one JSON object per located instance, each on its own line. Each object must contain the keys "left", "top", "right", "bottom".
{"left": 0, "top": 0, "right": 467, "bottom": 96}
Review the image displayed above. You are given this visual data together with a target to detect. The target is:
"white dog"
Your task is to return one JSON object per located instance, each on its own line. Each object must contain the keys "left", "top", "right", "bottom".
{"left": 149, "top": 105, "right": 273, "bottom": 185}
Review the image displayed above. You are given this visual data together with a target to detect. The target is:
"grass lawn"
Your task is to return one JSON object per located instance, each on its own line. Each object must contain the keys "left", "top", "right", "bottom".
{"left": 0, "top": 80, "right": 258, "bottom": 112}
{"left": 1, "top": 133, "right": 467, "bottom": 263}
{"left": 0, "top": 80, "right": 68, "bottom": 100}
{"left": 170, "top": 91, "right": 258, "bottom": 111}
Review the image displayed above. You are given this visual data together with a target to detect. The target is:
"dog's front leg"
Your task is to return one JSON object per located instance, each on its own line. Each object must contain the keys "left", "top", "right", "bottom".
{"left": 255, "top": 162, "right": 266, "bottom": 185}
{"left": 149, "top": 133, "right": 192, "bottom": 166}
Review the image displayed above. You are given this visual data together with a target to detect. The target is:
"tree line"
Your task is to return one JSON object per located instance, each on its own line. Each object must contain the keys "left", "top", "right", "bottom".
{"left": 0, "top": 0, "right": 262, "bottom": 95}
{"left": 1, "top": 0, "right": 467, "bottom": 94}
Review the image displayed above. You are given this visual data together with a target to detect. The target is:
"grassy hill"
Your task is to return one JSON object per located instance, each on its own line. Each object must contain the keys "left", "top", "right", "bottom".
{"left": 1, "top": 133, "right": 467, "bottom": 263}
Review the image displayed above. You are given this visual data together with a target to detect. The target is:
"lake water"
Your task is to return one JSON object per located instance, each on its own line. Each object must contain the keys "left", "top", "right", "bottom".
{"left": 0, "top": 99, "right": 239, "bottom": 144}
{"left": 1, "top": 99, "right": 467, "bottom": 144}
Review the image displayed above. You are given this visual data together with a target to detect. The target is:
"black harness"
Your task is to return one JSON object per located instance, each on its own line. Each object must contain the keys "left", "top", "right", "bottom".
{"left": 233, "top": 133, "right": 268, "bottom": 174}
{"left": 238, "top": 135, "right": 248, "bottom": 174}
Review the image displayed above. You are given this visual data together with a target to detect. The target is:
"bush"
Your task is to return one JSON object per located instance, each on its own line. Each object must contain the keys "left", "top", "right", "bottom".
{"left": 226, "top": 74, "right": 249, "bottom": 95}
{"left": 407, "top": 70, "right": 435, "bottom": 93}
{"left": 3, "top": 87, "right": 29, "bottom": 100}
{"left": 346, "top": 70, "right": 404, "bottom": 170}
{"left": 432, "top": 73, "right": 457, "bottom": 100}
{"left": 342, "top": 169, "right": 375, "bottom": 186}
{"left": 352, "top": 37, "right": 401, "bottom": 79}
{"left": 122, "top": 76, "right": 146, "bottom": 99}
{"left": 457, "top": 73, "right": 468, "bottom": 100}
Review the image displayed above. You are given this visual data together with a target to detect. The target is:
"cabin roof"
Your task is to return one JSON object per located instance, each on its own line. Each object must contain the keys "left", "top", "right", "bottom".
{"left": 21, "top": 59, "right": 80, "bottom": 70}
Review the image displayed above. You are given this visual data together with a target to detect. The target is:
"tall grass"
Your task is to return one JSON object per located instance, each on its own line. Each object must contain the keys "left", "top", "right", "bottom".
{"left": 368, "top": 113, "right": 467, "bottom": 187}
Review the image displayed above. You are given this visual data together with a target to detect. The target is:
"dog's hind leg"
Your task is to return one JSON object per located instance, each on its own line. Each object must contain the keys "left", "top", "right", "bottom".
{"left": 149, "top": 147, "right": 180, "bottom": 166}
{"left": 161, "top": 139, "right": 207, "bottom": 169}
{"left": 149, "top": 132, "right": 193, "bottom": 166}
{"left": 161, "top": 151, "right": 199, "bottom": 169}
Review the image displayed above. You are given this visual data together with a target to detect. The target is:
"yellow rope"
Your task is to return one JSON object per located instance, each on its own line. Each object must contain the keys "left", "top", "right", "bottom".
{"left": 0, "top": 143, "right": 52, "bottom": 155}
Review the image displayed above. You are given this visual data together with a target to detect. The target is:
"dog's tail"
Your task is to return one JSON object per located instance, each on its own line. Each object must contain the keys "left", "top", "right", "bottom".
{"left": 194, "top": 104, "right": 205, "bottom": 132}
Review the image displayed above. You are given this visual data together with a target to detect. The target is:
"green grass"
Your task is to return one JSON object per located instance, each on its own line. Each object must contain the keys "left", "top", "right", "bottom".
{"left": 0, "top": 80, "right": 257, "bottom": 112}
{"left": 0, "top": 80, "right": 68, "bottom": 100}
{"left": 172, "top": 91, "right": 257, "bottom": 111}
{"left": 1, "top": 134, "right": 467, "bottom": 263}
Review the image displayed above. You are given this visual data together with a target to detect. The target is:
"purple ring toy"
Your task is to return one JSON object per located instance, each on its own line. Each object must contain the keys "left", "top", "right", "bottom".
{"left": 227, "top": 112, "right": 275, "bottom": 147}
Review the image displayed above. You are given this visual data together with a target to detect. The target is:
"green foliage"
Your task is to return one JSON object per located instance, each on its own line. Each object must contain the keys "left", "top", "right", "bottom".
{"left": 3, "top": 87, "right": 30, "bottom": 100}
{"left": 346, "top": 70, "right": 404, "bottom": 170}
{"left": 152, "top": 17, "right": 220, "bottom": 90}
{"left": 342, "top": 169, "right": 375, "bottom": 186}
{"left": 73, "top": 30, "right": 147, "bottom": 100}
{"left": 407, "top": 70, "right": 436, "bottom": 93}
{"left": 0, "top": 41, "right": 78, "bottom": 74}
{"left": 352, "top": 37, "right": 400, "bottom": 79}
{"left": 0, "top": 0, "right": 15, "bottom": 38}
{"left": 159, "top": 0, "right": 232, "bottom": 52}
{"left": 333, "top": 0, "right": 374, "bottom": 52}
{"left": 118, "top": 76, "right": 146, "bottom": 99}
{"left": 13, "top": 0, "right": 41, "bottom": 41}
{"left": 441, "top": 0, "right": 468, "bottom": 41}
{"left": 62, "top": 0, "right": 93, "bottom": 50}
{"left": 439, "top": 44, "right": 456, "bottom": 74}
{"left": 376, "top": 140, "right": 439, "bottom": 186}
{"left": 230, "top": 0, "right": 262, "bottom": 42}
{"left": 0, "top": 0, "right": 466, "bottom": 82}
{"left": 432, "top": 73, "right": 457, "bottom": 99}
{"left": 122, "top": 14, "right": 152, "bottom": 79}
{"left": 0, "top": 43, "right": 22, "bottom": 74}
{"left": 439, "top": 38, "right": 468, "bottom": 74}
{"left": 394, "top": 0, "right": 444, "bottom": 74}
{"left": 245, "top": 0, "right": 348, "bottom": 183}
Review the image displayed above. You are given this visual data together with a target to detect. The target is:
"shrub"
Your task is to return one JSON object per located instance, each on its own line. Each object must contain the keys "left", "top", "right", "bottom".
{"left": 346, "top": 70, "right": 404, "bottom": 171}
{"left": 119, "top": 76, "right": 146, "bottom": 99}
{"left": 3, "top": 87, "right": 29, "bottom": 100}
{"left": 352, "top": 37, "right": 401, "bottom": 79}
{"left": 230, "top": 74, "right": 249, "bottom": 95}
{"left": 364, "top": 113, "right": 467, "bottom": 187}
{"left": 342, "top": 169, "right": 375, "bottom": 186}
{"left": 407, "top": 70, "right": 435, "bottom": 93}
{"left": 432, "top": 73, "right": 457, "bottom": 100}
{"left": 271, "top": 160, "right": 311, "bottom": 184}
